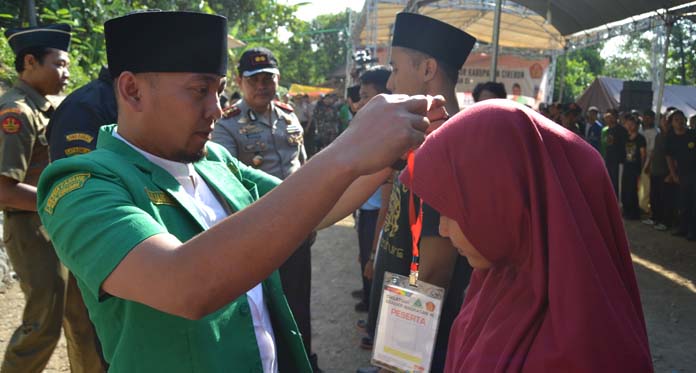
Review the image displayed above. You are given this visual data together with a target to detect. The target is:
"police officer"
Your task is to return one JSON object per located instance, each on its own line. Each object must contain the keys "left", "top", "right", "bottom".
{"left": 211, "top": 47, "right": 320, "bottom": 371}
{"left": 0, "top": 24, "right": 103, "bottom": 373}
{"left": 213, "top": 48, "right": 305, "bottom": 179}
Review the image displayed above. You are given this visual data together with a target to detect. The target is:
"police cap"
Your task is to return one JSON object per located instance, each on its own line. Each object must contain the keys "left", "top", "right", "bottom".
{"left": 237, "top": 47, "right": 279, "bottom": 77}
{"left": 105, "top": 11, "right": 228, "bottom": 78}
{"left": 4, "top": 24, "right": 71, "bottom": 55}
{"left": 391, "top": 12, "right": 476, "bottom": 70}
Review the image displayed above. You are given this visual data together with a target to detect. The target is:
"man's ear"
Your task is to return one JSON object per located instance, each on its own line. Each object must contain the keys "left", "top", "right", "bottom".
{"left": 117, "top": 72, "right": 145, "bottom": 112}
{"left": 422, "top": 58, "right": 438, "bottom": 83}
{"left": 23, "top": 54, "right": 38, "bottom": 71}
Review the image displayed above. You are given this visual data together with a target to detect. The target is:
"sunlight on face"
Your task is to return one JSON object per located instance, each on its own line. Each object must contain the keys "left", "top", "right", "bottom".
{"left": 386, "top": 47, "right": 425, "bottom": 95}
{"left": 439, "top": 215, "right": 492, "bottom": 269}
{"left": 139, "top": 72, "right": 225, "bottom": 163}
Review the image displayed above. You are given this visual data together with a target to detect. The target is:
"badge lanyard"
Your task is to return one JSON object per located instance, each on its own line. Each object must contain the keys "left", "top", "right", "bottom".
{"left": 407, "top": 151, "right": 424, "bottom": 287}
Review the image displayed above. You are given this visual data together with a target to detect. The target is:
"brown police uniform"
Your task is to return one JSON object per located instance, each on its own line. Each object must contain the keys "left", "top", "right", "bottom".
{"left": 0, "top": 24, "right": 103, "bottom": 373}
{"left": 211, "top": 46, "right": 320, "bottom": 371}
{"left": 212, "top": 99, "right": 306, "bottom": 179}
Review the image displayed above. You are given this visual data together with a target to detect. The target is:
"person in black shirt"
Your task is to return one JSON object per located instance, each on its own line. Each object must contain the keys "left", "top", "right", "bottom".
{"left": 603, "top": 109, "right": 628, "bottom": 197}
{"left": 648, "top": 113, "right": 676, "bottom": 231}
{"left": 360, "top": 13, "right": 476, "bottom": 373}
{"left": 560, "top": 103, "right": 582, "bottom": 135}
{"left": 46, "top": 66, "right": 117, "bottom": 161}
{"left": 665, "top": 109, "right": 696, "bottom": 240}
{"left": 621, "top": 115, "right": 646, "bottom": 219}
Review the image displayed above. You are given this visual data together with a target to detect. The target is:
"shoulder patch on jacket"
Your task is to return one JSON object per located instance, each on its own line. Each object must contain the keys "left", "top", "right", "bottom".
{"left": 274, "top": 101, "right": 294, "bottom": 113}
{"left": 144, "top": 188, "right": 177, "bottom": 206}
{"left": 1, "top": 115, "right": 23, "bottom": 134}
{"left": 65, "top": 132, "right": 95, "bottom": 143}
{"left": 0, "top": 108, "right": 22, "bottom": 116}
{"left": 222, "top": 106, "right": 241, "bottom": 119}
{"left": 44, "top": 173, "right": 91, "bottom": 214}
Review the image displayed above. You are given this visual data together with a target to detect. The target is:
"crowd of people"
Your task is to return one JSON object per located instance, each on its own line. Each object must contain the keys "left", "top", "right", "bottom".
{"left": 0, "top": 8, "right": 660, "bottom": 373}
{"left": 537, "top": 102, "right": 696, "bottom": 242}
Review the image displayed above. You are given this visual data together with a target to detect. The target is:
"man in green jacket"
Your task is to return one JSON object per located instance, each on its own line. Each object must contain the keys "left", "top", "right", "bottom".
{"left": 36, "top": 11, "right": 440, "bottom": 372}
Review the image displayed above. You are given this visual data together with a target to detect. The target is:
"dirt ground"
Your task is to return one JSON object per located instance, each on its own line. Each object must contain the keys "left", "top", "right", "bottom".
{"left": 0, "top": 216, "right": 694, "bottom": 372}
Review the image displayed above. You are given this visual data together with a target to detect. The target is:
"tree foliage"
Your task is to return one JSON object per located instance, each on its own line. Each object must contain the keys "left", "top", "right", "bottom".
{"left": 0, "top": 0, "right": 349, "bottom": 94}
{"left": 553, "top": 45, "right": 603, "bottom": 103}
{"left": 555, "top": 17, "right": 696, "bottom": 103}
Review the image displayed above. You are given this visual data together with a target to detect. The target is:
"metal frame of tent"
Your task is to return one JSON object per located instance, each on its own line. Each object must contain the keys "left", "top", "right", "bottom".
{"left": 348, "top": 0, "right": 696, "bottom": 116}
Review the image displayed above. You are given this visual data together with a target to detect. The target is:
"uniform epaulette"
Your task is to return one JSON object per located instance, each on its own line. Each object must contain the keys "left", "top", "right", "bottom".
{"left": 222, "top": 105, "right": 241, "bottom": 119}
{"left": 274, "top": 101, "right": 294, "bottom": 113}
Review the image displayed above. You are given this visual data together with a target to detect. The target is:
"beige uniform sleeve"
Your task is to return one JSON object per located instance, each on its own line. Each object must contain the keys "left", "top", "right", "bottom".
{"left": 0, "top": 107, "right": 35, "bottom": 182}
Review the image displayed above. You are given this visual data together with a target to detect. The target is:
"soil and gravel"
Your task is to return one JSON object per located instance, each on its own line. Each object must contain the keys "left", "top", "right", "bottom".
{"left": 0, "top": 217, "right": 694, "bottom": 372}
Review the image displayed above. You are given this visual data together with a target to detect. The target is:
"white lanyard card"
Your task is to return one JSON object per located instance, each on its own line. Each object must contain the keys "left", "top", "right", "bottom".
{"left": 372, "top": 271, "right": 445, "bottom": 372}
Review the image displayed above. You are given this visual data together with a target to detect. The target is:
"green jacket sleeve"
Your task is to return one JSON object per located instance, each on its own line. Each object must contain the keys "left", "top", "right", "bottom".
{"left": 37, "top": 160, "right": 166, "bottom": 301}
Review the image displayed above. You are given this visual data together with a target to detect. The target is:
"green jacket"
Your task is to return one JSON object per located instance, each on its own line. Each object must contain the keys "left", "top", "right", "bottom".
{"left": 37, "top": 124, "right": 310, "bottom": 372}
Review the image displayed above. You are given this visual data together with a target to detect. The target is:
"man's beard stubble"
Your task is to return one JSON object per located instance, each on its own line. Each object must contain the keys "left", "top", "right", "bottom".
{"left": 173, "top": 146, "right": 208, "bottom": 164}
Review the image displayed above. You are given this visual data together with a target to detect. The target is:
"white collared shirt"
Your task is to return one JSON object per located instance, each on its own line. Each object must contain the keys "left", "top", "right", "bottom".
{"left": 114, "top": 130, "right": 278, "bottom": 372}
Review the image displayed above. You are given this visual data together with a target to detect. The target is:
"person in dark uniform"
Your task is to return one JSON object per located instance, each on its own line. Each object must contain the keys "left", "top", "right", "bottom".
{"left": 361, "top": 13, "right": 476, "bottom": 373}
{"left": 46, "top": 66, "right": 117, "bottom": 161}
{"left": 665, "top": 109, "right": 696, "bottom": 240}
{"left": 0, "top": 24, "right": 104, "bottom": 373}
{"left": 621, "top": 115, "right": 646, "bottom": 220}
{"left": 211, "top": 47, "right": 321, "bottom": 372}
{"left": 603, "top": 109, "right": 628, "bottom": 197}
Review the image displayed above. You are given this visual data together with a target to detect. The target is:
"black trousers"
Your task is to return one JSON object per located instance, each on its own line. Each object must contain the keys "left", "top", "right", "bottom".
{"left": 676, "top": 178, "right": 696, "bottom": 236}
{"left": 606, "top": 159, "right": 621, "bottom": 198}
{"left": 357, "top": 209, "right": 379, "bottom": 305}
{"left": 621, "top": 165, "right": 641, "bottom": 219}
{"left": 650, "top": 175, "right": 666, "bottom": 223}
{"left": 664, "top": 181, "right": 679, "bottom": 228}
{"left": 279, "top": 232, "right": 316, "bottom": 356}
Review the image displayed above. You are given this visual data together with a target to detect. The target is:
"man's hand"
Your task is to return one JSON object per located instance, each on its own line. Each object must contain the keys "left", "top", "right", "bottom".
{"left": 363, "top": 259, "right": 374, "bottom": 280}
{"left": 325, "top": 94, "right": 445, "bottom": 177}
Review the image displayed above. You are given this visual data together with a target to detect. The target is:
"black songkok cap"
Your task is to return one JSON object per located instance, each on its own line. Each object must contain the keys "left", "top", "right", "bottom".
{"left": 5, "top": 24, "right": 71, "bottom": 55}
{"left": 237, "top": 47, "right": 279, "bottom": 77}
{"left": 347, "top": 85, "right": 361, "bottom": 103}
{"left": 105, "top": 11, "right": 228, "bottom": 78}
{"left": 391, "top": 13, "right": 476, "bottom": 70}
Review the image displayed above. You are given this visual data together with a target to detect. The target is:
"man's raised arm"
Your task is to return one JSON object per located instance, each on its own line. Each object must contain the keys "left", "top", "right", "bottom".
{"left": 99, "top": 94, "right": 437, "bottom": 319}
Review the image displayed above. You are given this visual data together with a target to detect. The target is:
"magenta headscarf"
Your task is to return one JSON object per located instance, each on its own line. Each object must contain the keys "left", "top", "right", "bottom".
{"left": 401, "top": 100, "right": 652, "bottom": 372}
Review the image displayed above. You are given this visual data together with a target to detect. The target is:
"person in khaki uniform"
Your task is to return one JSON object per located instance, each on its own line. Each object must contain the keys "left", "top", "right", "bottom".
{"left": 0, "top": 24, "right": 104, "bottom": 373}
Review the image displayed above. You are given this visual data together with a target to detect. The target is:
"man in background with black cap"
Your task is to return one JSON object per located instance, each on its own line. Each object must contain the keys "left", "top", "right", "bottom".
{"left": 0, "top": 24, "right": 104, "bottom": 373}
{"left": 211, "top": 47, "right": 321, "bottom": 371}
{"left": 35, "top": 10, "right": 443, "bottom": 372}
{"left": 361, "top": 13, "right": 476, "bottom": 373}
{"left": 46, "top": 66, "right": 117, "bottom": 161}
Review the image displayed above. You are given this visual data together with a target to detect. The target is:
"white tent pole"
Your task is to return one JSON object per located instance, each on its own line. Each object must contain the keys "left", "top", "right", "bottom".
{"left": 344, "top": 9, "right": 353, "bottom": 98}
{"left": 490, "top": 0, "right": 503, "bottom": 82}
{"left": 545, "top": 52, "right": 558, "bottom": 103}
{"left": 655, "top": 16, "right": 673, "bottom": 125}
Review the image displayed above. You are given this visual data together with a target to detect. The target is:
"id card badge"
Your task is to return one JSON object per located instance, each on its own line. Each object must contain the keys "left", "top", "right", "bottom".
{"left": 371, "top": 271, "right": 445, "bottom": 372}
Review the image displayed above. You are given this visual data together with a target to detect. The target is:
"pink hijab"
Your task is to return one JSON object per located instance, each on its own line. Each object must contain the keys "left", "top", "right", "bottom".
{"left": 401, "top": 100, "right": 652, "bottom": 372}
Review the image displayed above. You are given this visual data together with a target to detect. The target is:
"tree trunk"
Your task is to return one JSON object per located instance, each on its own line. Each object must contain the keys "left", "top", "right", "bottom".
{"left": 25, "top": 0, "right": 37, "bottom": 26}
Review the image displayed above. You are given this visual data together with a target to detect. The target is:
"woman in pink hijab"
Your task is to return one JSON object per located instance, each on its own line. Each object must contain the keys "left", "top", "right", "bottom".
{"left": 401, "top": 100, "right": 653, "bottom": 372}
